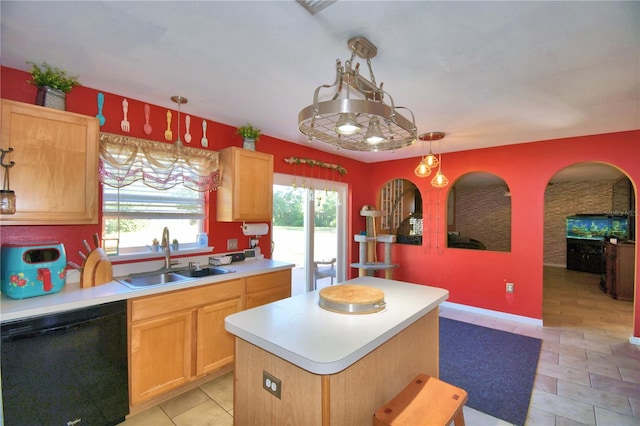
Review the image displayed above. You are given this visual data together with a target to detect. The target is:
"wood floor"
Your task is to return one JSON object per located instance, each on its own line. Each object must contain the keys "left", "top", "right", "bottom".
{"left": 121, "top": 266, "right": 638, "bottom": 425}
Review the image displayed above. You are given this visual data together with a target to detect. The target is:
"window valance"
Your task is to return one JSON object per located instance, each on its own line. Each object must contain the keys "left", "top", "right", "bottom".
{"left": 99, "top": 133, "right": 220, "bottom": 192}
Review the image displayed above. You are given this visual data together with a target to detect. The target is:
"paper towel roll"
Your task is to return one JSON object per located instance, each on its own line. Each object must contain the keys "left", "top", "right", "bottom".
{"left": 242, "top": 223, "right": 269, "bottom": 236}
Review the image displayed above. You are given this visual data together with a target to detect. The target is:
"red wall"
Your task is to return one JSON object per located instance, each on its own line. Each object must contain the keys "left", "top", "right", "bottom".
{"left": 367, "top": 131, "right": 639, "bottom": 335}
{"left": 2, "top": 66, "right": 638, "bottom": 336}
{"left": 0, "top": 66, "right": 369, "bottom": 274}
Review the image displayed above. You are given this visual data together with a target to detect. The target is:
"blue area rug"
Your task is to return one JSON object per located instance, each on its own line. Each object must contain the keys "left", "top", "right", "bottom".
{"left": 439, "top": 318, "right": 542, "bottom": 426}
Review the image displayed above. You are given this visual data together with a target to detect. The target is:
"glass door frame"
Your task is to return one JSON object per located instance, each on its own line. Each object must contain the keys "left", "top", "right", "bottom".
{"left": 273, "top": 173, "right": 348, "bottom": 292}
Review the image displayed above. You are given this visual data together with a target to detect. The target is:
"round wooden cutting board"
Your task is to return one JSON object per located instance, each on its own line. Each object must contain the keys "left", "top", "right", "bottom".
{"left": 319, "top": 284, "right": 386, "bottom": 314}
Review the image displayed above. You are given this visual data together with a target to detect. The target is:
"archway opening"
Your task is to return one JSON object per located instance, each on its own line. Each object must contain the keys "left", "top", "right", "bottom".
{"left": 542, "top": 162, "right": 636, "bottom": 329}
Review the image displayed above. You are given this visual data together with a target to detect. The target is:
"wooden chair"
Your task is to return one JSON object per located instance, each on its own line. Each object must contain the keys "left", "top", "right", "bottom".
{"left": 313, "top": 258, "right": 336, "bottom": 289}
{"left": 373, "top": 374, "right": 467, "bottom": 426}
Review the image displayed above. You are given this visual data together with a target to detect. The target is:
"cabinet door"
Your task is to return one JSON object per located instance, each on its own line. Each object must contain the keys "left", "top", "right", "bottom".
{"left": 217, "top": 147, "right": 273, "bottom": 221}
{"left": 129, "top": 311, "right": 192, "bottom": 405}
{"left": 246, "top": 269, "right": 292, "bottom": 309}
{"left": 196, "top": 297, "right": 243, "bottom": 376}
{"left": 0, "top": 99, "right": 99, "bottom": 224}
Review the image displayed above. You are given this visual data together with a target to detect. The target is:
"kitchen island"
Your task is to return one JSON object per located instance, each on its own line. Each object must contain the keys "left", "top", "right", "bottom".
{"left": 225, "top": 276, "right": 449, "bottom": 425}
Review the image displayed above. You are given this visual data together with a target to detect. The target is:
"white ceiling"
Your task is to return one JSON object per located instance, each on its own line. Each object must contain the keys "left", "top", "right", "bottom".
{"left": 1, "top": 1, "right": 638, "bottom": 165}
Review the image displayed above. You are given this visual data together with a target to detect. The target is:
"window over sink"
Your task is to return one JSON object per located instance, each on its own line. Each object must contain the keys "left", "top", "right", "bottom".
{"left": 102, "top": 180, "right": 206, "bottom": 254}
{"left": 98, "top": 132, "right": 219, "bottom": 255}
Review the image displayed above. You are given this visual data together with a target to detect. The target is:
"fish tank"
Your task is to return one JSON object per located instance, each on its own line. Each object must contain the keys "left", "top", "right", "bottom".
{"left": 566, "top": 215, "right": 629, "bottom": 240}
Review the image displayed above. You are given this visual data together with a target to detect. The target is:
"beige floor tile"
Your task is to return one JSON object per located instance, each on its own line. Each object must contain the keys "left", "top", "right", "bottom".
{"left": 540, "top": 349, "right": 560, "bottom": 364}
{"left": 554, "top": 415, "right": 594, "bottom": 426}
{"left": 530, "top": 389, "right": 596, "bottom": 424}
{"left": 559, "top": 334, "right": 615, "bottom": 355}
{"left": 462, "top": 406, "right": 512, "bottom": 425}
{"left": 559, "top": 356, "right": 622, "bottom": 380}
{"left": 590, "top": 373, "right": 640, "bottom": 397}
{"left": 172, "top": 400, "right": 233, "bottom": 426}
{"left": 629, "top": 396, "right": 640, "bottom": 417}
{"left": 534, "top": 373, "right": 558, "bottom": 394}
{"left": 619, "top": 366, "right": 640, "bottom": 384}
{"left": 120, "top": 406, "right": 174, "bottom": 426}
{"left": 525, "top": 406, "right": 558, "bottom": 425}
{"left": 594, "top": 406, "right": 640, "bottom": 426}
{"left": 537, "top": 361, "right": 591, "bottom": 386}
{"left": 557, "top": 380, "right": 633, "bottom": 416}
{"left": 586, "top": 350, "right": 640, "bottom": 371}
{"left": 200, "top": 371, "right": 234, "bottom": 412}
{"left": 611, "top": 342, "right": 640, "bottom": 359}
{"left": 160, "top": 387, "right": 211, "bottom": 418}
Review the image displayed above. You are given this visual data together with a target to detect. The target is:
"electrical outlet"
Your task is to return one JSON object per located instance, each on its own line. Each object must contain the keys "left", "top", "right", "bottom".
{"left": 263, "top": 371, "right": 281, "bottom": 399}
{"left": 227, "top": 238, "right": 238, "bottom": 250}
{"left": 506, "top": 282, "right": 515, "bottom": 293}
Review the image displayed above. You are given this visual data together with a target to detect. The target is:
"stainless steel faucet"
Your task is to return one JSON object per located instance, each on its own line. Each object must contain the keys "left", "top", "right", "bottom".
{"left": 161, "top": 227, "right": 171, "bottom": 269}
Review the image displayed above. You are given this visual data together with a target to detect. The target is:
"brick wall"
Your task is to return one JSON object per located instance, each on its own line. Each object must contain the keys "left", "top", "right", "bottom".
{"left": 454, "top": 184, "right": 512, "bottom": 252}
{"left": 543, "top": 180, "right": 616, "bottom": 265}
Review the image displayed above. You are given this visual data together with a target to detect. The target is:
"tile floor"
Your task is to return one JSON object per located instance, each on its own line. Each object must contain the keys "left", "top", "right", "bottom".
{"left": 121, "top": 266, "right": 639, "bottom": 425}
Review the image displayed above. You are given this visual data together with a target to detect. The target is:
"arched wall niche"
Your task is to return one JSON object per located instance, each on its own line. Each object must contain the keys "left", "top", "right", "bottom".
{"left": 447, "top": 172, "right": 512, "bottom": 252}
{"left": 377, "top": 178, "right": 423, "bottom": 245}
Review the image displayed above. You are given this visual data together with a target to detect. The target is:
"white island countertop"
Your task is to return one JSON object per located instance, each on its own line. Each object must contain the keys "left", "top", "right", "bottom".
{"left": 225, "top": 276, "right": 449, "bottom": 375}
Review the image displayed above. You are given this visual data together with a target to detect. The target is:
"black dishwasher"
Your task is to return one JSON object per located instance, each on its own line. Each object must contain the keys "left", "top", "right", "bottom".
{"left": 1, "top": 300, "right": 129, "bottom": 426}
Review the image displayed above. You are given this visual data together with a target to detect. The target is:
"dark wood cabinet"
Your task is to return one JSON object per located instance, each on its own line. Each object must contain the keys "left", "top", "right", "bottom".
{"left": 604, "top": 242, "right": 635, "bottom": 301}
{"left": 566, "top": 238, "right": 604, "bottom": 274}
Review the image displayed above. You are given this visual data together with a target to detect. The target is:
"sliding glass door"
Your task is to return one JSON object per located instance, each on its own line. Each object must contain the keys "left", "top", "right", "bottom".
{"left": 272, "top": 173, "right": 347, "bottom": 295}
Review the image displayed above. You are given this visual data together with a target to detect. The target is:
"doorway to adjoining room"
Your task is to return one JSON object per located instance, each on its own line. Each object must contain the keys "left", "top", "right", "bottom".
{"left": 272, "top": 173, "right": 347, "bottom": 295}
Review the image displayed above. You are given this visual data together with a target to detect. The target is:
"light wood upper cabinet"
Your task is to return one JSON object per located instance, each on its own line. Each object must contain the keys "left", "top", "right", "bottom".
{"left": 217, "top": 147, "right": 273, "bottom": 222}
{"left": 0, "top": 99, "right": 99, "bottom": 225}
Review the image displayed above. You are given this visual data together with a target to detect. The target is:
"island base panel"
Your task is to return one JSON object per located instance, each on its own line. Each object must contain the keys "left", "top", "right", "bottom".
{"left": 234, "top": 338, "right": 323, "bottom": 425}
{"left": 233, "top": 308, "right": 439, "bottom": 425}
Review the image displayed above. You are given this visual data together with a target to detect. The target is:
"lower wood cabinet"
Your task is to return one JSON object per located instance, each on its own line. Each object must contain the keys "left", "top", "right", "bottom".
{"left": 246, "top": 269, "right": 292, "bottom": 309}
{"left": 130, "top": 310, "right": 192, "bottom": 404}
{"left": 197, "top": 298, "right": 243, "bottom": 375}
{"left": 128, "top": 269, "right": 292, "bottom": 408}
{"left": 128, "top": 279, "right": 243, "bottom": 406}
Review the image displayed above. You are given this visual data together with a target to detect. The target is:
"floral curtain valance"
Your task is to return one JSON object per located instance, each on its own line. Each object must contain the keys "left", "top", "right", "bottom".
{"left": 99, "top": 133, "right": 220, "bottom": 192}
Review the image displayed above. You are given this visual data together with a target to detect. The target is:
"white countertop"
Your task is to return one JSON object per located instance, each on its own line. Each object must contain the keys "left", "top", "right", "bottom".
{"left": 225, "top": 276, "right": 449, "bottom": 375}
{"left": 1, "top": 259, "right": 293, "bottom": 323}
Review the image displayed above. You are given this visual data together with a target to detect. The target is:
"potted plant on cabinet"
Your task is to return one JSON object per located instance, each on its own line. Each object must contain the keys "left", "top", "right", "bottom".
{"left": 236, "top": 123, "right": 261, "bottom": 151}
{"left": 27, "top": 61, "right": 80, "bottom": 111}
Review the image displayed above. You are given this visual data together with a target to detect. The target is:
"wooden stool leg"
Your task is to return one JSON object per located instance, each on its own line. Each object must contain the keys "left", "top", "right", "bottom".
{"left": 453, "top": 408, "right": 465, "bottom": 426}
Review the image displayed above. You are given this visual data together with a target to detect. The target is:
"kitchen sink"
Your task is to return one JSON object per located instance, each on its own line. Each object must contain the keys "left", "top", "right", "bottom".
{"left": 117, "top": 267, "right": 234, "bottom": 289}
{"left": 175, "top": 267, "right": 235, "bottom": 278}
{"left": 118, "top": 272, "right": 194, "bottom": 289}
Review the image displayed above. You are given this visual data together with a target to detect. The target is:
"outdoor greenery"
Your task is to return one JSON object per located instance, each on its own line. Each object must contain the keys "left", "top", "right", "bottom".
{"left": 273, "top": 187, "right": 337, "bottom": 227}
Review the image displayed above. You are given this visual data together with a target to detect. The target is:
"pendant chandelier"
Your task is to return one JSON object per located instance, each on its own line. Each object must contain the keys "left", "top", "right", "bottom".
{"left": 298, "top": 36, "right": 417, "bottom": 152}
{"left": 414, "top": 132, "right": 442, "bottom": 178}
{"left": 430, "top": 133, "right": 449, "bottom": 188}
{"left": 414, "top": 131, "right": 448, "bottom": 188}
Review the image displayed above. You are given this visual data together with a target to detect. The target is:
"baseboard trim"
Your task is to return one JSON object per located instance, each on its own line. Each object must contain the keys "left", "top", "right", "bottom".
{"left": 543, "top": 262, "right": 566, "bottom": 268}
{"left": 629, "top": 335, "right": 640, "bottom": 346}
{"left": 441, "top": 301, "right": 543, "bottom": 327}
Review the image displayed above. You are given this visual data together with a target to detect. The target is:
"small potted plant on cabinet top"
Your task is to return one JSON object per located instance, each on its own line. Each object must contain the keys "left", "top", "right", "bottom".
{"left": 236, "top": 123, "right": 261, "bottom": 151}
{"left": 27, "top": 61, "right": 80, "bottom": 111}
